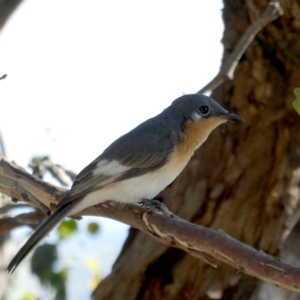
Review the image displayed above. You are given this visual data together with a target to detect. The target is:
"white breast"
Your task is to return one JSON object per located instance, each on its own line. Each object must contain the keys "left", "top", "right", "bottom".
{"left": 69, "top": 151, "right": 191, "bottom": 215}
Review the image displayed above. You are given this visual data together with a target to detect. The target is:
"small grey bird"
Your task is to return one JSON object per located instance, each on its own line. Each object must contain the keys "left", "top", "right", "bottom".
{"left": 7, "top": 94, "right": 243, "bottom": 273}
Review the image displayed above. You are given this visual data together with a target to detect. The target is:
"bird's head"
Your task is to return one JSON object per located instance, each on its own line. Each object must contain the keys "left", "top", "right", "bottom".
{"left": 168, "top": 94, "right": 244, "bottom": 151}
{"left": 170, "top": 94, "right": 244, "bottom": 124}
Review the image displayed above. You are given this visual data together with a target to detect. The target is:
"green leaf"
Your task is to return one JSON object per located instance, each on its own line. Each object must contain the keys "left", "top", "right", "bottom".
{"left": 49, "top": 272, "right": 66, "bottom": 300}
{"left": 31, "top": 245, "right": 67, "bottom": 300}
{"left": 293, "top": 88, "right": 300, "bottom": 115}
{"left": 22, "top": 293, "right": 38, "bottom": 300}
{"left": 87, "top": 222, "right": 100, "bottom": 234}
{"left": 58, "top": 268, "right": 68, "bottom": 282}
{"left": 57, "top": 219, "right": 78, "bottom": 239}
{"left": 30, "top": 156, "right": 48, "bottom": 165}
{"left": 84, "top": 258, "right": 101, "bottom": 289}
{"left": 31, "top": 244, "right": 57, "bottom": 283}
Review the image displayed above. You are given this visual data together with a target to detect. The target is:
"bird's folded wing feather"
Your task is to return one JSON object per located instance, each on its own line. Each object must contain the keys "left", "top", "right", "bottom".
{"left": 57, "top": 122, "right": 178, "bottom": 207}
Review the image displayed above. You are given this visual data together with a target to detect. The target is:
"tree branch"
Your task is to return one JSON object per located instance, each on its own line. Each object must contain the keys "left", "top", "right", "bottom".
{"left": 29, "top": 156, "right": 76, "bottom": 186}
{"left": 0, "top": 131, "right": 6, "bottom": 158}
{"left": 197, "top": 2, "right": 283, "bottom": 94}
{"left": 0, "top": 157, "right": 66, "bottom": 213}
{"left": 0, "top": 211, "right": 45, "bottom": 234}
{"left": 0, "top": 203, "right": 33, "bottom": 215}
{"left": 0, "top": 156, "right": 300, "bottom": 293}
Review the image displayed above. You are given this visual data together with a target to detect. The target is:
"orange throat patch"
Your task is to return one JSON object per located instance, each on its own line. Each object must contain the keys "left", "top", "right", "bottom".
{"left": 176, "top": 117, "right": 226, "bottom": 157}
{"left": 156, "top": 117, "right": 226, "bottom": 184}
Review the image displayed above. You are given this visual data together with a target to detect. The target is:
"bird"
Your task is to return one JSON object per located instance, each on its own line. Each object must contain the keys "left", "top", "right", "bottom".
{"left": 7, "top": 94, "right": 244, "bottom": 273}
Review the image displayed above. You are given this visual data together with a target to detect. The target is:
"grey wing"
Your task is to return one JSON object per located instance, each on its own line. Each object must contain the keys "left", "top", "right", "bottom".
{"left": 57, "top": 118, "right": 179, "bottom": 207}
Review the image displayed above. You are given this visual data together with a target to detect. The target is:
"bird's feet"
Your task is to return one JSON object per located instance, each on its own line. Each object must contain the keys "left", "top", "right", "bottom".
{"left": 138, "top": 199, "right": 172, "bottom": 218}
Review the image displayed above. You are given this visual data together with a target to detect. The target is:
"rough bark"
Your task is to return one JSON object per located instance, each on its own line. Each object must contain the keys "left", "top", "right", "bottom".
{"left": 93, "top": 1, "right": 300, "bottom": 299}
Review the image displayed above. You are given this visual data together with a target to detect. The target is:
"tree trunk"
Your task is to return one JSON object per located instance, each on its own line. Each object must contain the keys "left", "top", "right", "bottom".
{"left": 93, "top": 1, "right": 300, "bottom": 299}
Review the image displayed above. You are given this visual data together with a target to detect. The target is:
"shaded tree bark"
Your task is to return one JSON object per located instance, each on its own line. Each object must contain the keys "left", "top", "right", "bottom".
{"left": 93, "top": 1, "right": 300, "bottom": 299}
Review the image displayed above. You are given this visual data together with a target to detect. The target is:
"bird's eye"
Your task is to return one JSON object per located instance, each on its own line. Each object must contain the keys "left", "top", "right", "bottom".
{"left": 199, "top": 105, "right": 210, "bottom": 116}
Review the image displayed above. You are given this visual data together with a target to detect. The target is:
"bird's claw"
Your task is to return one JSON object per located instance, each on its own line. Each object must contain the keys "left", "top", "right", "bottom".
{"left": 138, "top": 199, "right": 172, "bottom": 218}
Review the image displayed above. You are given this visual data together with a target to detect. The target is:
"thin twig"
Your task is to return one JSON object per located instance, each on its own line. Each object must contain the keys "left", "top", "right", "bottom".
{"left": 0, "top": 211, "right": 45, "bottom": 234}
{"left": 197, "top": 2, "right": 283, "bottom": 94}
{"left": 29, "top": 156, "right": 76, "bottom": 186}
{"left": 0, "top": 203, "right": 33, "bottom": 215}
{"left": 0, "top": 131, "right": 6, "bottom": 157}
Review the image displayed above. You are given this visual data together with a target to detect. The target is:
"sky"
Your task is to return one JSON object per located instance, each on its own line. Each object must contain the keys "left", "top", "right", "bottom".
{"left": 0, "top": 1, "right": 224, "bottom": 299}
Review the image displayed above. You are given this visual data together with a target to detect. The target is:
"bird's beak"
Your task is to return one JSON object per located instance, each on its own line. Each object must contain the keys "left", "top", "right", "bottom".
{"left": 226, "top": 112, "right": 244, "bottom": 122}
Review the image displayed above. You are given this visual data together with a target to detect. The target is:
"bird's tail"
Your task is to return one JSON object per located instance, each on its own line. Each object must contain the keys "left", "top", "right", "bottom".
{"left": 7, "top": 200, "right": 78, "bottom": 274}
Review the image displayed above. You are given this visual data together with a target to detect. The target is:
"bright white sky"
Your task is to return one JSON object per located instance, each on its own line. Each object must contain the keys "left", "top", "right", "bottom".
{"left": 0, "top": 1, "right": 223, "bottom": 299}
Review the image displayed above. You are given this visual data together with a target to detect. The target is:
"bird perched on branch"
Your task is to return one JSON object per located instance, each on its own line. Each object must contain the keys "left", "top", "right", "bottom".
{"left": 7, "top": 94, "right": 243, "bottom": 273}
